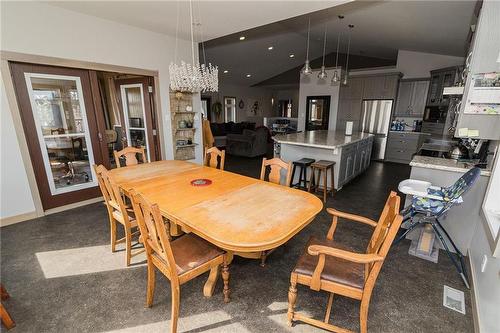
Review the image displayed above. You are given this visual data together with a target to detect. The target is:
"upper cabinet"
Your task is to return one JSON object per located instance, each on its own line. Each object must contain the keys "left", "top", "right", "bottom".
{"left": 340, "top": 77, "right": 364, "bottom": 100}
{"left": 394, "top": 80, "right": 429, "bottom": 117}
{"left": 426, "top": 67, "right": 461, "bottom": 106}
{"left": 362, "top": 74, "right": 400, "bottom": 100}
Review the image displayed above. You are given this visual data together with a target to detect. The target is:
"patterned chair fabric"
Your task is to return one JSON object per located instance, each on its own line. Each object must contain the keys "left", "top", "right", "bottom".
{"left": 412, "top": 167, "right": 481, "bottom": 215}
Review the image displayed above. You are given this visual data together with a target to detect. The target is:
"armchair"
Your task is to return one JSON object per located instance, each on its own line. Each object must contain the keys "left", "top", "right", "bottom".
{"left": 287, "top": 191, "right": 402, "bottom": 333}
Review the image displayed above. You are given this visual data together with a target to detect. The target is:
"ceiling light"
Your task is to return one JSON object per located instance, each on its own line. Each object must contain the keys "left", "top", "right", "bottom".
{"left": 343, "top": 24, "right": 354, "bottom": 85}
{"left": 223, "top": 70, "right": 229, "bottom": 74}
{"left": 301, "top": 18, "right": 313, "bottom": 76}
{"left": 239, "top": 36, "right": 246, "bottom": 41}
{"left": 318, "top": 22, "right": 328, "bottom": 79}
{"left": 246, "top": 74, "right": 252, "bottom": 78}
{"left": 289, "top": 54, "right": 295, "bottom": 58}
{"left": 268, "top": 46, "right": 274, "bottom": 50}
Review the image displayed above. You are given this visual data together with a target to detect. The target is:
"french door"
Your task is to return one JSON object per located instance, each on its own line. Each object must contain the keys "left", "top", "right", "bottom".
{"left": 10, "top": 62, "right": 105, "bottom": 210}
{"left": 114, "top": 77, "right": 158, "bottom": 164}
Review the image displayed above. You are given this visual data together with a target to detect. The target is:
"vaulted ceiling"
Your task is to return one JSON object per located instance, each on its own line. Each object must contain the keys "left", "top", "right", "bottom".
{"left": 204, "top": 1, "right": 477, "bottom": 85}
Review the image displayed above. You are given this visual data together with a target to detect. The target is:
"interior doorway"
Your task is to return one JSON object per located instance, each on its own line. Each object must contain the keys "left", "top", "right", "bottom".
{"left": 9, "top": 62, "right": 160, "bottom": 210}
{"left": 305, "top": 95, "right": 330, "bottom": 131}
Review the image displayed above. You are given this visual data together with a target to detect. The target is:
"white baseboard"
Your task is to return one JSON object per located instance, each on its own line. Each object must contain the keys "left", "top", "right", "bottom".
{"left": 0, "top": 211, "right": 39, "bottom": 227}
{"left": 0, "top": 197, "right": 104, "bottom": 227}
{"left": 467, "top": 248, "right": 481, "bottom": 333}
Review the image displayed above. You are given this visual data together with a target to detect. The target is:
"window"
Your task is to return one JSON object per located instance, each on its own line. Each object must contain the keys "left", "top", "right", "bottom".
{"left": 224, "top": 97, "right": 236, "bottom": 122}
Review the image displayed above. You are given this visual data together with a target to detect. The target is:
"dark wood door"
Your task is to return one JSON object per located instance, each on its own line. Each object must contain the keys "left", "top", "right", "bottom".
{"left": 305, "top": 96, "right": 331, "bottom": 131}
{"left": 10, "top": 62, "right": 106, "bottom": 210}
{"left": 114, "top": 77, "right": 160, "bottom": 162}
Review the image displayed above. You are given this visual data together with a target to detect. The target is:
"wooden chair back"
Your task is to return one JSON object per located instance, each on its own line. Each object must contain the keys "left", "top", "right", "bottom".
{"left": 260, "top": 157, "right": 292, "bottom": 186}
{"left": 204, "top": 147, "right": 225, "bottom": 170}
{"left": 93, "top": 164, "right": 129, "bottom": 223}
{"left": 365, "top": 191, "right": 402, "bottom": 286}
{"left": 130, "top": 190, "right": 178, "bottom": 281}
{"left": 114, "top": 146, "right": 147, "bottom": 168}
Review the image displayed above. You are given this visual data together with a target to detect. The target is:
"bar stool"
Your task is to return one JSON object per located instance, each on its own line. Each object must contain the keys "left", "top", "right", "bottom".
{"left": 308, "top": 160, "right": 335, "bottom": 202}
{"left": 290, "top": 158, "right": 315, "bottom": 190}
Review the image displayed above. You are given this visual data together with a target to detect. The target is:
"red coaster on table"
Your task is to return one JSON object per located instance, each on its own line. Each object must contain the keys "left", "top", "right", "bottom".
{"left": 190, "top": 178, "right": 212, "bottom": 187}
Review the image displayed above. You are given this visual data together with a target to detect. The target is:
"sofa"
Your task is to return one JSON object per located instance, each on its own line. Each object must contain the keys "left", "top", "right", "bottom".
{"left": 226, "top": 126, "right": 270, "bottom": 157}
{"left": 209, "top": 121, "right": 256, "bottom": 148}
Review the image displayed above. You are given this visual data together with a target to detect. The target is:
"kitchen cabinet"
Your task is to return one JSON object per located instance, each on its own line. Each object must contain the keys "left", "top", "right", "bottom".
{"left": 394, "top": 80, "right": 429, "bottom": 117}
{"left": 385, "top": 131, "right": 430, "bottom": 164}
{"left": 426, "top": 67, "right": 460, "bottom": 106}
{"left": 362, "top": 74, "right": 400, "bottom": 100}
{"left": 340, "top": 77, "right": 364, "bottom": 100}
{"left": 338, "top": 137, "right": 374, "bottom": 186}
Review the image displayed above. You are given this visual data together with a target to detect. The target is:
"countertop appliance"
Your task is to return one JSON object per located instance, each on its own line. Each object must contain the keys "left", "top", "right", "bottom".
{"left": 361, "top": 99, "right": 393, "bottom": 160}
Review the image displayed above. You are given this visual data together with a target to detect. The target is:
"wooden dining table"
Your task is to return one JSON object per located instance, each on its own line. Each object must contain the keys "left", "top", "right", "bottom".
{"left": 108, "top": 160, "right": 323, "bottom": 295}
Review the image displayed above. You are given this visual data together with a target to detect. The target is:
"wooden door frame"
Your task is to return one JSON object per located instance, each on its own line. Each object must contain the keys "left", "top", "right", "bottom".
{"left": 0, "top": 51, "right": 162, "bottom": 219}
{"left": 305, "top": 95, "right": 331, "bottom": 131}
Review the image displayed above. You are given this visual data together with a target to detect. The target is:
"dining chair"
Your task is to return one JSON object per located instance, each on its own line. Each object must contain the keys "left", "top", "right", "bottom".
{"left": 257, "top": 157, "right": 293, "bottom": 266}
{"left": 0, "top": 284, "right": 15, "bottom": 330}
{"left": 287, "top": 191, "right": 402, "bottom": 333}
{"left": 93, "top": 164, "right": 144, "bottom": 266}
{"left": 129, "top": 189, "right": 230, "bottom": 333}
{"left": 260, "top": 157, "right": 293, "bottom": 187}
{"left": 204, "top": 146, "right": 225, "bottom": 170}
{"left": 114, "top": 146, "right": 147, "bottom": 168}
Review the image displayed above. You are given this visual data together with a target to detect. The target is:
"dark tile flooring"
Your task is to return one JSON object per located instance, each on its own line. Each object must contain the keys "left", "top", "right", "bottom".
{"left": 0, "top": 156, "right": 474, "bottom": 332}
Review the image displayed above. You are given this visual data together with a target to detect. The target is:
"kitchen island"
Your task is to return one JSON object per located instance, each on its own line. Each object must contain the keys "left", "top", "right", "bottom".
{"left": 273, "top": 130, "right": 374, "bottom": 190}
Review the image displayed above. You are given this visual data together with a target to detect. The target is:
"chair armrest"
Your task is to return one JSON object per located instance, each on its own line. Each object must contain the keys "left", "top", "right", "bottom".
{"left": 326, "top": 208, "right": 377, "bottom": 227}
{"left": 308, "top": 245, "right": 384, "bottom": 264}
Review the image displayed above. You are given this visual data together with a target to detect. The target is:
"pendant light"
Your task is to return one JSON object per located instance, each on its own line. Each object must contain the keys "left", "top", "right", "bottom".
{"left": 318, "top": 22, "right": 328, "bottom": 79}
{"left": 342, "top": 24, "right": 354, "bottom": 86}
{"left": 301, "top": 18, "right": 312, "bottom": 75}
{"left": 331, "top": 15, "right": 343, "bottom": 84}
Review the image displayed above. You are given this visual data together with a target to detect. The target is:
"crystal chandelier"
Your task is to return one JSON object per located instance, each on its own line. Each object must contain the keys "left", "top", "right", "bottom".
{"left": 169, "top": 0, "right": 218, "bottom": 93}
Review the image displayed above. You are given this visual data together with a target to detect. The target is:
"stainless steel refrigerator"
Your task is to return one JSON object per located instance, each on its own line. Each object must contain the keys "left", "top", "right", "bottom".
{"left": 360, "top": 99, "right": 393, "bottom": 160}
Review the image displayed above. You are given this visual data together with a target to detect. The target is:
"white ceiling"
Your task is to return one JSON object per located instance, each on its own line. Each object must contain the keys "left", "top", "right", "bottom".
{"left": 204, "top": 0, "right": 477, "bottom": 85}
{"left": 45, "top": 0, "right": 350, "bottom": 40}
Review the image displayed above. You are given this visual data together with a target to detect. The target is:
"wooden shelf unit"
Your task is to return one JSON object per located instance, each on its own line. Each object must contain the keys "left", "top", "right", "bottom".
{"left": 169, "top": 91, "right": 197, "bottom": 161}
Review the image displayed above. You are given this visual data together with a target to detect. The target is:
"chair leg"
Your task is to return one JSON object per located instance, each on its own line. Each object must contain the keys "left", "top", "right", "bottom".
{"left": 394, "top": 217, "right": 421, "bottom": 245}
{"left": 0, "top": 303, "right": 15, "bottom": 330}
{"left": 146, "top": 260, "right": 156, "bottom": 307}
{"left": 203, "top": 265, "right": 219, "bottom": 297}
{"left": 308, "top": 168, "right": 315, "bottom": 192}
{"left": 110, "top": 217, "right": 117, "bottom": 253}
{"left": 0, "top": 285, "right": 9, "bottom": 301}
{"left": 287, "top": 275, "right": 298, "bottom": 327}
{"left": 125, "top": 227, "right": 132, "bottom": 266}
{"left": 360, "top": 298, "right": 370, "bottom": 333}
{"left": 170, "top": 281, "right": 180, "bottom": 333}
{"left": 430, "top": 222, "right": 470, "bottom": 289}
{"left": 222, "top": 260, "right": 230, "bottom": 303}
{"left": 324, "top": 293, "right": 334, "bottom": 323}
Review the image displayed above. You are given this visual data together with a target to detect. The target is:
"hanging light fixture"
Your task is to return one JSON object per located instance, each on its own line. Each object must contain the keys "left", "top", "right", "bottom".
{"left": 301, "top": 18, "right": 313, "bottom": 75}
{"left": 342, "top": 24, "right": 354, "bottom": 86}
{"left": 169, "top": 0, "right": 218, "bottom": 93}
{"left": 318, "top": 22, "right": 328, "bottom": 79}
{"left": 331, "top": 15, "right": 344, "bottom": 84}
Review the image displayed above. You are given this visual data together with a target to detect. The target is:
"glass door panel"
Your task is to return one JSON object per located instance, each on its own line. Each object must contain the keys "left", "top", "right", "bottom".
{"left": 25, "top": 73, "right": 97, "bottom": 195}
{"left": 119, "top": 84, "right": 150, "bottom": 162}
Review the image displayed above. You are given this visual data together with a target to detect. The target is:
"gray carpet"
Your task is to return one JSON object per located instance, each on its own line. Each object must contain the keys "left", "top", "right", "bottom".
{"left": 0, "top": 157, "right": 474, "bottom": 332}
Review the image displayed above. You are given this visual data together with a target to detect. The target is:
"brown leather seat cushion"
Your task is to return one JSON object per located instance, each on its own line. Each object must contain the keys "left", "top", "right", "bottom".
{"left": 170, "top": 233, "right": 224, "bottom": 275}
{"left": 293, "top": 236, "right": 365, "bottom": 289}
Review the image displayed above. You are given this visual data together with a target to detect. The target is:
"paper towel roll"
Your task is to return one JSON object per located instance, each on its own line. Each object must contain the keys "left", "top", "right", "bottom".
{"left": 345, "top": 121, "right": 353, "bottom": 136}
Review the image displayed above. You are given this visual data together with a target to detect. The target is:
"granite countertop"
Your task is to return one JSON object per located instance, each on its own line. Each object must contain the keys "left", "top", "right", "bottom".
{"left": 410, "top": 156, "right": 491, "bottom": 176}
{"left": 389, "top": 130, "right": 430, "bottom": 135}
{"left": 273, "top": 130, "right": 373, "bottom": 149}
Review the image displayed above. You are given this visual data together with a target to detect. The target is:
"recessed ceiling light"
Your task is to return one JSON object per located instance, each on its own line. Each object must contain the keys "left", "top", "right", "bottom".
{"left": 268, "top": 46, "right": 274, "bottom": 50}
{"left": 223, "top": 70, "right": 229, "bottom": 74}
{"left": 239, "top": 36, "right": 246, "bottom": 41}
{"left": 289, "top": 54, "right": 295, "bottom": 58}
{"left": 246, "top": 74, "right": 252, "bottom": 78}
